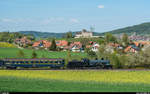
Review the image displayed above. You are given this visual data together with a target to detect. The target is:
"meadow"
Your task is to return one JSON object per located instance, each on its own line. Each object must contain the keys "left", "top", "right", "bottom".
{"left": 0, "top": 48, "right": 87, "bottom": 59}
{"left": 0, "top": 70, "right": 150, "bottom": 92}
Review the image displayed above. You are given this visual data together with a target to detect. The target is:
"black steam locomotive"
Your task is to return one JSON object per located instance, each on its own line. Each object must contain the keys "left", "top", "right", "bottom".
{"left": 0, "top": 58, "right": 112, "bottom": 69}
{"left": 67, "top": 58, "right": 112, "bottom": 69}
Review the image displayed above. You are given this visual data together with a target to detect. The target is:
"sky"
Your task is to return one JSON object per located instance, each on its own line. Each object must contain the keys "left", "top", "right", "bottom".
{"left": 0, "top": 0, "right": 150, "bottom": 33}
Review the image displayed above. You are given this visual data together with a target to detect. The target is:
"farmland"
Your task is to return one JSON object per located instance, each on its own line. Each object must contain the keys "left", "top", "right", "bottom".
{"left": 0, "top": 70, "right": 150, "bottom": 92}
{"left": 0, "top": 48, "right": 87, "bottom": 59}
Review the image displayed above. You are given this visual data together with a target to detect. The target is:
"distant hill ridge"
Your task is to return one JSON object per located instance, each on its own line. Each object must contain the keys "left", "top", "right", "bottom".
{"left": 100, "top": 22, "right": 150, "bottom": 36}
{"left": 17, "top": 22, "right": 150, "bottom": 38}
{"left": 18, "top": 31, "right": 101, "bottom": 38}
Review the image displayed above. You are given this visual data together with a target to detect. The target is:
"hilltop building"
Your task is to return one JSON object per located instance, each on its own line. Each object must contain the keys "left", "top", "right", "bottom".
{"left": 74, "top": 29, "right": 99, "bottom": 38}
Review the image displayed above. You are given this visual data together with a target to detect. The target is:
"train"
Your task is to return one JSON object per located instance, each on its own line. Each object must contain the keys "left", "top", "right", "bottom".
{"left": 0, "top": 58, "right": 113, "bottom": 69}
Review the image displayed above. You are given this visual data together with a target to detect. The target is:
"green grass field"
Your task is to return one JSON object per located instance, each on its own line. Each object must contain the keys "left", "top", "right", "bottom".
{"left": 0, "top": 70, "right": 150, "bottom": 92}
{"left": 0, "top": 48, "right": 87, "bottom": 59}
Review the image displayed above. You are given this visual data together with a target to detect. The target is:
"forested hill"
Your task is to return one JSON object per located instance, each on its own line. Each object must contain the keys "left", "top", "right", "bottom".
{"left": 18, "top": 31, "right": 101, "bottom": 38}
{"left": 18, "top": 31, "right": 66, "bottom": 38}
{"left": 100, "top": 22, "right": 150, "bottom": 36}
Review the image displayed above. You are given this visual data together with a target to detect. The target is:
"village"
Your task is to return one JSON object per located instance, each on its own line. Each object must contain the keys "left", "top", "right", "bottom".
{"left": 14, "top": 29, "right": 150, "bottom": 54}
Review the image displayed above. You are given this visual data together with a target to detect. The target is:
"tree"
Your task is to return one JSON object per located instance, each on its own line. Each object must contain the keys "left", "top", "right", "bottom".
{"left": 65, "top": 32, "right": 73, "bottom": 39}
{"left": 87, "top": 50, "right": 97, "bottom": 58}
{"left": 17, "top": 50, "right": 25, "bottom": 58}
{"left": 105, "top": 33, "right": 117, "bottom": 44}
{"left": 80, "top": 38, "right": 89, "bottom": 50}
{"left": 97, "top": 44, "right": 105, "bottom": 58}
{"left": 49, "top": 39, "right": 57, "bottom": 51}
{"left": 122, "top": 33, "right": 129, "bottom": 47}
{"left": 110, "top": 52, "right": 123, "bottom": 69}
{"left": 32, "top": 50, "right": 37, "bottom": 58}
{"left": 65, "top": 50, "right": 71, "bottom": 68}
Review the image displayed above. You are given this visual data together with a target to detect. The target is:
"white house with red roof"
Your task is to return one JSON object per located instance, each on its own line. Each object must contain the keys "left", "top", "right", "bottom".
{"left": 69, "top": 42, "right": 83, "bottom": 52}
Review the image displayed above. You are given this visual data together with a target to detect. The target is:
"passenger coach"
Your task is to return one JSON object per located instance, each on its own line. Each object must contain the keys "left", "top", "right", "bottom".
{"left": 0, "top": 58, "right": 65, "bottom": 69}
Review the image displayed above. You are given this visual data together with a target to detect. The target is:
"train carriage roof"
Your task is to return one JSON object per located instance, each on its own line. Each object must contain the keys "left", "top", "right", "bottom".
{"left": 2, "top": 58, "right": 64, "bottom": 61}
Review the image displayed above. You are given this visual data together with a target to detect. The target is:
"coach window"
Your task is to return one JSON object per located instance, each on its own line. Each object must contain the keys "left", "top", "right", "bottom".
{"left": 55, "top": 61, "right": 58, "bottom": 63}
{"left": 20, "top": 61, "right": 24, "bottom": 63}
{"left": 50, "top": 61, "right": 53, "bottom": 63}
{"left": 36, "top": 61, "right": 39, "bottom": 63}
{"left": 12, "top": 61, "right": 15, "bottom": 64}
{"left": 16, "top": 61, "right": 19, "bottom": 64}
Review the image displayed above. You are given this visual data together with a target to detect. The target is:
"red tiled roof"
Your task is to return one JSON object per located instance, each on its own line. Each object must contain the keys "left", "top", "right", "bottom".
{"left": 69, "top": 42, "right": 82, "bottom": 49}
{"left": 56, "top": 40, "right": 68, "bottom": 47}
{"left": 86, "top": 45, "right": 92, "bottom": 48}
{"left": 124, "top": 46, "right": 131, "bottom": 52}
{"left": 32, "top": 40, "right": 51, "bottom": 48}
{"left": 15, "top": 37, "right": 31, "bottom": 44}
{"left": 133, "top": 42, "right": 140, "bottom": 47}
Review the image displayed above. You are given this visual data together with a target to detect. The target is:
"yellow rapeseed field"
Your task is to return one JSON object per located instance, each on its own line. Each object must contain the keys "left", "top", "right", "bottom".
{"left": 0, "top": 42, "right": 16, "bottom": 48}
{"left": 0, "top": 70, "right": 150, "bottom": 84}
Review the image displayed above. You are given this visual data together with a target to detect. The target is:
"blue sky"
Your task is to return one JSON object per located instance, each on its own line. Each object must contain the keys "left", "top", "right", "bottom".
{"left": 0, "top": 0, "right": 150, "bottom": 33}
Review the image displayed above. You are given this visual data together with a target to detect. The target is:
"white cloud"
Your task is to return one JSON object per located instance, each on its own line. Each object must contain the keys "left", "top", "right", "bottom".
{"left": 70, "top": 18, "right": 79, "bottom": 23}
{"left": 1, "top": 18, "right": 14, "bottom": 23}
{"left": 98, "top": 5, "right": 104, "bottom": 9}
{"left": 41, "top": 17, "right": 65, "bottom": 25}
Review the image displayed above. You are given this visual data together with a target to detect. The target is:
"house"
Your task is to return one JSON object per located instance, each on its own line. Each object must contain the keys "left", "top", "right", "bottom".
{"left": 129, "top": 32, "right": 150, "bottom": 41}
{"left": 32, "top": 40, "right": 51, "bottom": 49}
{"left": 86, "top": 41, "right": 100, "bottom": 52}
{"left": 14, "top": 37, "right": 32, "bottom": 47}
{"left": 91, "top": 43, "right": 100, "bottom": 52}
{"left": 56, "top": 40, "right": 68, "bottom": 49}
{"left": 108, "top": 43, "right": 123, "bottom": 50}
{"left": 124, "top": 45, "right": 140, "bottom": 53}
{"left": 69, "top": 42, "right": 83, "bottom": 52}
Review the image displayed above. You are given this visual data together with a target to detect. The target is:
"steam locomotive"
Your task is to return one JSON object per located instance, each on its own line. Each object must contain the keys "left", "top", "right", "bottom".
{"left": 0, "top": 58, "right": 112, "bottom": 69}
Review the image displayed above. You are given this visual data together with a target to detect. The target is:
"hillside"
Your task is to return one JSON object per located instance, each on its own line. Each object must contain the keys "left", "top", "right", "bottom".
{"left": 100, "top": 22, "right": 150, "bottom": 36}
{"left": 18, "top": 31, "right": 101, "bottom": 38}
{"left": 18, "top": 31, "right": 66, "bottom": 38}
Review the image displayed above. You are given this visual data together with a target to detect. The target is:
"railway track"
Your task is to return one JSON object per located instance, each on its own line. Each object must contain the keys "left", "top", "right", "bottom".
{"left": 1, "top": 68, "right": 150, "bottom": 71}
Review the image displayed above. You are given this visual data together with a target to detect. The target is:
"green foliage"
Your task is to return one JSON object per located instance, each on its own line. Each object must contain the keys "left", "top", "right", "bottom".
{"left": 105, "top": 33, "right": 117, "bottom": 43}
{"left": 32, "top": 50, "right": 37, "bottom": 58}
{"left": 122, "top": 33, "right": 129, "bottom": 47}
{"left": 49, "top": 39, "right": 57, "bottom": 51}
{"left": 65, "top": 32, "right": 73, "bottom": 38}
{"left": 126, "top": 47, "right": 150, "bottom": 68}
{"left": 0, "top": 32, "right": 23, "bottom": 43}
{"left": 109, "top": 52, "right": 123, "bottom": 69}
{"left": 87, "top": 50, "right": 97, "bottom": 58}
{"left": 64, "top": 50, "right": 71, "bottom": 68}
{"left": 80, "top": 38, "right": 90, "bottom": 49}
{"left": 97, "top": 44, "right": 105, "bottom": 58}
{"left": 17, "top": 50, "right": 25, "bottom": 58}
